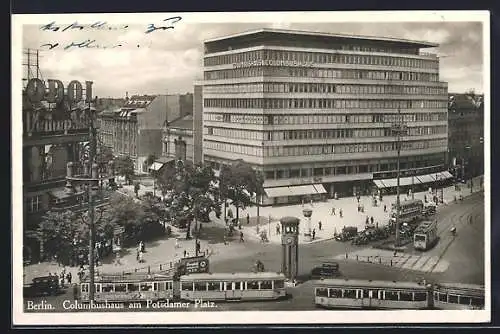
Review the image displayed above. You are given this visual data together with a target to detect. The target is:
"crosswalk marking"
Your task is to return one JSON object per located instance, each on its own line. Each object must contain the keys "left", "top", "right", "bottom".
{"left": 336, "top": 249, "right": 449, "bottom": 273}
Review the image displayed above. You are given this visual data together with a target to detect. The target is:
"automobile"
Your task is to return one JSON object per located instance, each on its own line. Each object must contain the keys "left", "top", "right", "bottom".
{"left": 25, "top": 275, "right": 61, "bottom": 297}
{"left": 334, "top": 226, "right": 358, "bottom": 242}
{"left": 310, "top": 261, "right": 340, "bottom": 279}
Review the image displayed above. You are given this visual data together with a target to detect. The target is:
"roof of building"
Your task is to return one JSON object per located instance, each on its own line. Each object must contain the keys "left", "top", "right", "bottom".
{"left": 448, "top": 93, "right": 484, "bottom": 110}
{"left": 123, "top": 95, "right": 156, "bottom": 108}
{"left": 167, "top": 114, "right": 194, "bottom": 130}
{"left": 204, "top": 28, "right": 438, "bottom": 48}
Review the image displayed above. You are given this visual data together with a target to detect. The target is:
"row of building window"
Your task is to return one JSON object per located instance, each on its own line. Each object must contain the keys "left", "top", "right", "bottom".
{"left": 204, "top": 83, "right": 447, "bottom": 95}
{"left": 204, "top": 139, "right": 447, "bottom": 157}
{"left": 204, "top": 67, "right": 440, "bottom": 82}
{"left": 204, "top": 98, "right": 447, "bottom": 110}
{"left": 204, "top": 112, "right": 447, "bottom": 125}
{"left": 204, "top": 126, "right": 447, "bottom": 141}
{"left": 262, "top": 159, "right": 443, "bottom": 180}
{"left": 204, "top": 50, "right": 437, "bottom": 69}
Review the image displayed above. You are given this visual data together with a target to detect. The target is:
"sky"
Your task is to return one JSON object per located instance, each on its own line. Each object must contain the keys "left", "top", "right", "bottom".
{"left": 21, "top": 18, "right": 485, "bottom": 98}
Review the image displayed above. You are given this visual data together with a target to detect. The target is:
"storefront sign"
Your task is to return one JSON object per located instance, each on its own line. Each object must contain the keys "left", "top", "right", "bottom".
{"left": 233, "top": 60, "right": 314, "bottom": 68}
{"left": 25, "top": 78, "right": 93, "bottom": 104}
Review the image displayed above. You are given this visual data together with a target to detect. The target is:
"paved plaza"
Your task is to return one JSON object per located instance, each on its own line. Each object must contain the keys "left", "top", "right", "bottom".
{"left": 24, "top": 176, "right": 483, "bottom": 285}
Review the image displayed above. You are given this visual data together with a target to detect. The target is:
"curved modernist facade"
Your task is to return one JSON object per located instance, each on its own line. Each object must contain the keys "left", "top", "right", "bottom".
{"left": 202, "top": 29, "right": 448, "bottom": 204}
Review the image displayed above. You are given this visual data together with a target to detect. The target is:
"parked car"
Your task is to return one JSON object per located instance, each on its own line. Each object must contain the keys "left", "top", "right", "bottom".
{"left": 334, "top": 226, "right": 358, "bottom": 242}
{"left": 310, "top": 261, "right": 341, "bottom": 279}
{"left": 24, "top": 276, "right": 61, "bottom": 297}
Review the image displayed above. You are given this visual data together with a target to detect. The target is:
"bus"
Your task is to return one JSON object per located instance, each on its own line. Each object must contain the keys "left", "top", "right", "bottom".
{"left": 179, "top": 272, "right": 287, "bottom": 302}
{"left": 413, "top": 220, "right": 438, "bottom": 251}
{"left": 433, "top": 283, "right": 485, "bottom": 310}
{"left": 79, "top": 272, "right": 175, "bottom": 303}
{"left": 390, "top": 199, "right": 424, "bottom": 225}
{"left": 314, "top": 278, "right": 430, "bottom": 309}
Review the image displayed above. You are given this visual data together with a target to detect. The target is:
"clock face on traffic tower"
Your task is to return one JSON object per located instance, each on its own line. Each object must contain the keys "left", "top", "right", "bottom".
{"left": 286, "top": 237, "right": 293, "bottom": 245}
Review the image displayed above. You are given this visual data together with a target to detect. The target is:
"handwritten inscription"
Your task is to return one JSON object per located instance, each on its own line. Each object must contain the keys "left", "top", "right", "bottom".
{"left": 41, "top": 40, "right": 123, "bottom": 51}
{"left": 145, "top": 16, "right": 182, "bottom": 34}
{"left": 39, "top": 17, "right": 182, "bottom": 50}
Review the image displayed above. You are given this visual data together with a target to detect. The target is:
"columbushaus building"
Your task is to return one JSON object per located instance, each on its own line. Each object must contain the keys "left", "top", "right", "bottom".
{"left": 202, "top": 28, "right": 449, "bottom": 205}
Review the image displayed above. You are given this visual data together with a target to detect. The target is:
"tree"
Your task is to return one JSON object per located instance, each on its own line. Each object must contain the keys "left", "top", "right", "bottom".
{"left": 37, "top": 207, "right": 113, "bottom": 266}
{"left": 225, "top": 160, "right": 263, "bottom": 223}
{"left": 156, "top": 161, "right": 218, "bottom": 241}
{"left": 114, "top": 156, "right": 135, "bottom": 184}
{"left": 96, "top": 146, "right": 114, "bottom": 166}
{"left": 106, "top": 193, "right": 145, "bottom": 245}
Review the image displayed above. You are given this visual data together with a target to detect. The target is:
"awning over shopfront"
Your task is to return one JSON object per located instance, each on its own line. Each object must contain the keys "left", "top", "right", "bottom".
{"left": 264, "top": 184, "right": 327, "bottom": 198}
{"left": 375, "top": 171, "right": 453, "bottom": 189}
{"left": 149, "top": 162, "right": 164, "bottom": 171}
{"left": 265, "top": 187, "right": 291, "bottom": 198}
{"left": 416, "top": 174, "right": 435, "bottom": 183}
{"left": 440, "top": 171, "right": 454, "bottom": 179}
{"left": 288, "top": 185, "right": 318, "bottom": 196}
{"left": 313, "top": 184, "right": 327, "bottom": 194}
{"left": 400, "top": 176, "right": 422, "bottom": 186}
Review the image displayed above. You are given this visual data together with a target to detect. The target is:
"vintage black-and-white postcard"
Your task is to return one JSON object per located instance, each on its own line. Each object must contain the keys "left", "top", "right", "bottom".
{"left": 12, "top": 10, "right": 490, "bottom": 325}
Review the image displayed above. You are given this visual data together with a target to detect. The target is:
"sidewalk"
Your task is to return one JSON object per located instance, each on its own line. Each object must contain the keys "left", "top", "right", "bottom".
{"left": 217, "top": 176, "right": 484, "bottom": 246}
{"left": 23, "top": 226, "right": 214, "bottom": 285}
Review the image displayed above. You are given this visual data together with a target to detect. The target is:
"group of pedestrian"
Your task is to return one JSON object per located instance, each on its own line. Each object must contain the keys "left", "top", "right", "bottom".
{"left": 49, "top": 267, "right": 72, "bottom": 288}
{"left": 330, "top": 206, "right": 343, "bottom": 217}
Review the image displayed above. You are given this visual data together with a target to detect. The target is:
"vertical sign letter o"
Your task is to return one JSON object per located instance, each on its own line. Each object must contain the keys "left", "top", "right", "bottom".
{"left": 26, "top": 78, "right": 46, "bottom": 103}
{"left": 67, "top": 80, "right": 83, "bottom": 104}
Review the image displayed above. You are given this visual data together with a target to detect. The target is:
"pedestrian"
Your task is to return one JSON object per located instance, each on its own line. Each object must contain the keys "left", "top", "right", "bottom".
{"left": 72, "top": 283, "right": 78, "bottom": 300}
{"left": 59, "top": 275, "right": 65, "bottom": 288}
{"left": 223, "top": 235, "right": 228, "bottom": 245}
{"left": 227, "top": 208, "right": 233, "bottom": 219}
{"left": 370, "top": 216, "right": 374, "bottom": 225}
{"left": 301, "top": 198, "right": 304, "bottom": 207}
{"left": 136, "top": 250, "right": 140, "bottom": 261}
{"left": 365, "top": 217, "right": 369, "bottom": 225}
{"left": 238, "top": 222, "right": 242, "bottom": 230}
{"left": 199, "top": 223, "right": 203, "bottom": 231}
{"left": 246, "top": 214, "right": 250, "bottom": 225}
{"left": 139, "top": 250, "right": 144, "bottom": 263}
{"left": 66, "top": 272, "right": 72, "bottom": 285}
{"left": 384, "top": 204, "right": 387, "bottom": 212}
{"left": 183, "top": 249, "right": 187, "bottom": 257}
{"left": 312, "top": 229, "right": 316, "bottom": 240}
{"left": 339, "top": 209, "right": 343, "bottom": 218}
{"left": 318, "top": 221, "right": 322, "bottom": 231}
{"left": 310, "top": 199, "right": 313, "bottom": 206}
{"left": 276, "top": 224, "right": 280, "bottom": 235}
{"left": 175, "top": 238, "right": 180, "bottom": 249}
{"left": 331, "top": 207, "right": 336, "bottom": 215}
{"left": 240, "top": 231, "right": 244, "bottom": 242}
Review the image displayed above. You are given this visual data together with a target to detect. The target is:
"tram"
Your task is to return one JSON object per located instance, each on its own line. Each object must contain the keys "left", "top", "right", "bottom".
{"left": 433, "top": 283, "right": 485, "bottom": 310}
{"left": 314, "top": 278, "right": 430, "bottom": 309}
{"left": 390, "top": 199, "right": 424, "bottom": 225}
{"left": 413, "top": 220, "right": 438, "bottom": 251}
{"left": 79, "top": 272, "right": 175, "bottom": 303}
{"left": 179, "top": 272, "right": 287, "bottom": 302}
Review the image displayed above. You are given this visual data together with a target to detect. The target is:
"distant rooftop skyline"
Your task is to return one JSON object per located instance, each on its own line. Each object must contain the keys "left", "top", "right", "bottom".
{"left": 21, "top": 16, "right": 485, "bottom": 97}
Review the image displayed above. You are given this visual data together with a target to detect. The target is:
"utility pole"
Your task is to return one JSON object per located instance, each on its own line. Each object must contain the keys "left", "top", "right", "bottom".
{"left": 66, "top": 98, "right": 102, "bottom": 302}
{"left": 391, "top": 109, "right": 408, "bottom": 247}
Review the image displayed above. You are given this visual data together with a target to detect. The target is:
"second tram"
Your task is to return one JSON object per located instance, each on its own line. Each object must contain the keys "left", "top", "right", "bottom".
{"left": 179, "top": 272, "right": 287, "bottom": 302}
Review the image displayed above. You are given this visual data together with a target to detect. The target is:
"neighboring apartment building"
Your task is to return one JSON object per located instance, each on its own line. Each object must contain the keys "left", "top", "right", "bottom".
{"left": 447, "top": 93, "right": 484, "bottom": 180}
{"left": 202, "top": 28, "right": 449, "bottom": 205}
{"left": 161, "top": 84, "right": 203, "bottom": 165}
{"left": 97, "top": 94, "right": 193, "bottom": 173}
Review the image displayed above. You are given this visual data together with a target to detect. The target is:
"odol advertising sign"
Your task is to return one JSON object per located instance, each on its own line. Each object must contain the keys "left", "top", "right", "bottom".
{"left": 25, "top": 78, "right": 94, "bottom": 105}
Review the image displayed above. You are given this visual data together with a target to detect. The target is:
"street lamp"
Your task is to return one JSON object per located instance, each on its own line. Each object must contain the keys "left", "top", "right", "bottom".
{"left": 390, "top": 109, "right": 408, "bottom": 247}
{"left": 302, "top": 208, "right": 313, "bottom": 241}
